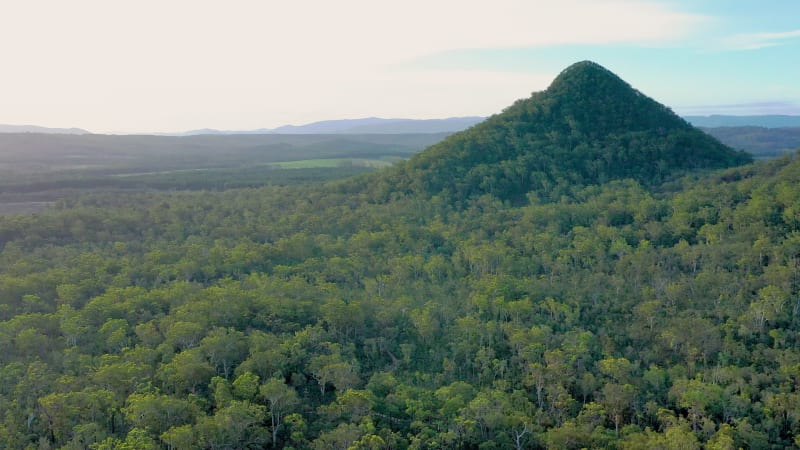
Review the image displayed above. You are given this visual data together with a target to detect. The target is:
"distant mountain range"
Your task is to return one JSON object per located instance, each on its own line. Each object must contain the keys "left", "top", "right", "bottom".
{"left": 684, "top": 115, "right": 800, "bottom": 128}
{"left": 3, "top": 115, "right": 800, "bottom": 137}
{"left": 0, "top": 124, "right": 90, "bottom": 135}
{"left": 175, "top": 117, "right": 486, "bottom": 136}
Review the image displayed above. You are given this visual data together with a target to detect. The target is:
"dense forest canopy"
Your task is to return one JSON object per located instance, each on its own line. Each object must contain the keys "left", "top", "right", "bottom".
{"left": 1, "top": 61, "right": 799, "bottom": 449}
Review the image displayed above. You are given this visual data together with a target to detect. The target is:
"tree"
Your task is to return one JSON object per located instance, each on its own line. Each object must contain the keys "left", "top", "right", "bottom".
{"left": 597, "top": 357, "right": 635, "bottom": 384}
{"left": 157, "top": 348, "right": 215, "bottom": 394}
{"left": 163, "top": 320, "right": 205, "bottom": 351}
{"left": 319, "top": 389, "right": 375, "bottom": 423}
{"left": 706, "top": 423, "right": 736, "bottom": 450}
{"left": 232, "top": 371, "right": 260, "bottom": 401}
{"left": 122, "top": 392, "right": 199, "bottom": 436}
{"left": 98, "top": 318, "right": 131, "bottom": 353}
{"left": 308, "top": 352, "right": 359, "bottom": 396}
{"left": 92, "top": 356, "right": 151, "bottom": 401}
{"left": 199, "top": 327, "right": 248, "bottom": 379}
{"left": 38, "top": 392, "right": 80, "bottom": 446}
{"left": 664, "top": 421, "right": 700, "bottom": 450}
{"left": 312, "top": 422, "right": 363, "bottom": 450}
{"left": 458, "top": 388, "right": 534, "bottom": 447}
{"left": 58, "top": 304, "right": 89, "bottom": 347}
{"left": 259, "top": 378, "right": 300, "bottom": 447}
{"left": 743, "top": 285, "right": 787, "bottom": 333}
{"left": 194, "top": 401, "right": 268, "bottom": 450}
{"left": 669, "top": 378, "right": 723, "bottom": 432}
{"left": 93, "top": 427, "right": 158, "bottom": 450}
{"left": 160, "top": 424, "right": 195, "bottom": 449}
{"left": 211, "top": 376, "right": 233, "bottom": 408}
{"left": 599, "top": 383, "right": 636, "bottom": 435}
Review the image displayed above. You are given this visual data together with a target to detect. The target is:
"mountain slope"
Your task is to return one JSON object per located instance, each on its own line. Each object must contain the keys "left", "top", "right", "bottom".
{"left": 376, "top": 61, "right": 751, "bottom": 203}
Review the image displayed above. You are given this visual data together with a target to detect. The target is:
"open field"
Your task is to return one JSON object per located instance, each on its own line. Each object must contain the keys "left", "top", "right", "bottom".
{"left": 271, "top": 158, "right": 395, "bottom": 169}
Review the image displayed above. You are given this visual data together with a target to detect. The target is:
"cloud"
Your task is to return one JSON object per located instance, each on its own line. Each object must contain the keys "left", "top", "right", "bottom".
{"left": 0, "top": 0, "right": 707, "bottom": 76}
{"left": 719, "top": 30, "right": 800, "bottom": 51}
{"left": 0, "top": 0, "right": 708, "bottom": 132}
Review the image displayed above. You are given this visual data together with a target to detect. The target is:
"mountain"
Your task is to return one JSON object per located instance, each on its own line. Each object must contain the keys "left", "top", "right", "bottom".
{"left": 686, "top": 114, "right": 800, "bottom": 128}
{"left": 175, "top": 128, "right": 268, "bottom": 136}
{"left": 9, "top": 115, "right": 800, "bottom": 138}
{"left": 0, "top": 124, "right": 90, "bottom": 134}
{"left": 272, "top": 118, "right": 397, "bottom": 134}
{"left": 315, "top": 117, "right": 484, "bottom": 134}
{"left": 266, "top": 117, "right": 485, "bottom": 134}
{"left": 286, "top": 117, "right": 485, "bottom": 134}
{"left": 372, "top": 61, "right": 750, "bottom": 203}
{"left": 174, "top": 117, "right": 484, "bottom": 135}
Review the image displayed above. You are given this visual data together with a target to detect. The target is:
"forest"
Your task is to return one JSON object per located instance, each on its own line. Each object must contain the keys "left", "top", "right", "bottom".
{"left": 0, "top": 133, "right": 445, "bottom": 215}
{"left": 1, "top": 61, "right": 800, "bottom": 449}
{"left": 701, "top": 127, "right": 800, "bottom": 159}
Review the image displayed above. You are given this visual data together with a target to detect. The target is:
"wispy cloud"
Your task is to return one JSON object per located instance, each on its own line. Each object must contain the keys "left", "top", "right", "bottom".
{"left": 0, "top": 0, "right": 710, "bottom": 132}
{"left": 720, "top": 30, "right": 800, "bottom": 51}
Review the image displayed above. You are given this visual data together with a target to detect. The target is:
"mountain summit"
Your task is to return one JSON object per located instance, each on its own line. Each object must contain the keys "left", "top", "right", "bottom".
{"left": 379, "top": 61, "right": 751, "bottom": 202}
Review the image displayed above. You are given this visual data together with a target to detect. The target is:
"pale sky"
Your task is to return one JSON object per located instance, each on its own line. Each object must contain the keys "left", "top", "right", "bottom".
{"left": 0, "top": 0, "right": 798, "bottom": 133}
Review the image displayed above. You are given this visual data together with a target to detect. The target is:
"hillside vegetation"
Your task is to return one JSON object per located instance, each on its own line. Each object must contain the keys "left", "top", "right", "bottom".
{"left": 1, "top": 62, "right": 799, "bottom": 449}
{"left": 363, "top": 61, "right": 749, "bottom": 205}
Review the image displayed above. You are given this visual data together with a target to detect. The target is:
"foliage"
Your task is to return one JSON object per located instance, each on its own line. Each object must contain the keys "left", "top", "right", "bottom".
{"left": 1, "top": 62, "right": 798, "bottom": 449}
{"left": 356, "top": 61, "right": 751, "bottom": 204}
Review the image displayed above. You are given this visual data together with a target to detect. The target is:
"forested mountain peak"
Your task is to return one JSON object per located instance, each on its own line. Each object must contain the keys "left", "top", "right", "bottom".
{"left": 547, "top": 60, "right": 622, "bottom": 94}
{"left": 543, "top": 60, "right": 686, "bottom": 134}
{"left": 375, "top": 61, "right": 751, "bottom": 203}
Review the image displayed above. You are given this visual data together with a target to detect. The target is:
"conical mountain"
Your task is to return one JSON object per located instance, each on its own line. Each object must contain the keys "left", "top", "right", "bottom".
{"left": 378, "top": 61, "right": 750, "bottom": 203}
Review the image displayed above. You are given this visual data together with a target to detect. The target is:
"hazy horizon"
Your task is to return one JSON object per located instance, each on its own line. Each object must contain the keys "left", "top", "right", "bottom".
{"left": 1, "top": 0, "right": 798, "bottom": 134}
{"left": 5, "top": 112, "right": 800, "bottom": 137}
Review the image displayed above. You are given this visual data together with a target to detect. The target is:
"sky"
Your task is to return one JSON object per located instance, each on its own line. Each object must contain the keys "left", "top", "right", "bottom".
{"left": 0, "top": 0, "right": 798, "bottom": 134}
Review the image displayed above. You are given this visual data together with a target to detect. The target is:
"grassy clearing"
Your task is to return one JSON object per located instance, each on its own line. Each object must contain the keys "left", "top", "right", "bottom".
{"left": 272, "top": 158, "right": 395, "bottom": 169}
{"left": 112, "top": 168, "right": 213, "bottom": 177}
